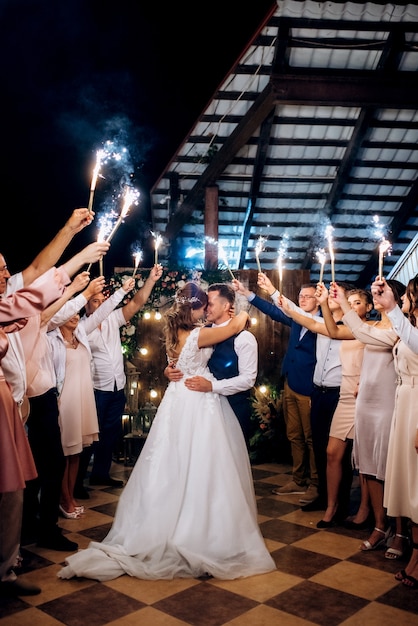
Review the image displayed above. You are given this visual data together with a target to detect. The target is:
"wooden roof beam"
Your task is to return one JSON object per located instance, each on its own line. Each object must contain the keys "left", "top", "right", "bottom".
{"left": 271, "top": 70, "right": 418, "bottom": 107}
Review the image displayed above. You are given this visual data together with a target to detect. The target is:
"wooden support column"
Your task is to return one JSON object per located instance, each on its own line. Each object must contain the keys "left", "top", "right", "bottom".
{"left": 204, "top": 185, "right": 219, "bottom": 269}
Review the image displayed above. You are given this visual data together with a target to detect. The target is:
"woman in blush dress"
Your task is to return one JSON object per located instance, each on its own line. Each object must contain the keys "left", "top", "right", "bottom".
{"left": 371, "top": 275, "right": 418, "bottom": 589}
{"left": 57, "top": 282, "right": 276, "bottom": 582}
{"left": 341, "top": 279, "right": 409, "bottom": 557}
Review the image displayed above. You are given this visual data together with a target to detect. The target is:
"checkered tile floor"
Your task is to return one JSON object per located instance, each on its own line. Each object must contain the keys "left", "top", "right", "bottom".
{"left": 1, "top": 462, "right": 417, "bottom": 625}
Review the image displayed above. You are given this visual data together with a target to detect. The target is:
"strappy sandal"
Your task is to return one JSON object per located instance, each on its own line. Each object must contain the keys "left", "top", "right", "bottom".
{"left": 361, "top": 527, "right": 390, "bottom": 551}
{"left": 395, "top": 569, "right": 407, "bottom": 582}
{"left": 402, "top": 573, "right": 418, "bottom": 589}
{"left": 398, "top": 542, "right": 418, "bottom": 590}
{"left": 385, "top": 533, "right": 410, "bottom": 560}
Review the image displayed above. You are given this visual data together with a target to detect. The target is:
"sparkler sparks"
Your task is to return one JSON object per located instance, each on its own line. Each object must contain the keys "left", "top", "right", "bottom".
{"left": 276, "top": 235, "right": 288, "bottom": 295}
{"left": 255, "top": 236, "right": 266, "bottom": 273}
{"left": 150, "top": 231, "right": 163, "bottom": 266}
{"left": 325, "top": 224, "right": 335, "bottom": 283}
{"left": 373, "top": 215, "right": 391, "bottom": 279}
{"left": 87, "top": 141, "right": 127, "bottom": 214}
{"left": 218, "top": 242, "right": 235, "bottom": 280}
{"left": 88, "top": 149, "right": 106, "bottom": 213}
{"left": 316, "top": 248, "right": 326, "bottom": 284}
{"left": 378, "top": 239, "right": 391, "bottom": 279}
{"left": 132, "top": 250, "right": 143, "bottom": 277}
{"left": 204, "top": 236, "right": 235, "bottom": 280}
{"left": 106, "top": 186, "right": 139, "bottom": 244}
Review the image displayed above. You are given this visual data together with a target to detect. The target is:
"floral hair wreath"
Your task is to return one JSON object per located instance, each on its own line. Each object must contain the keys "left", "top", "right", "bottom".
{"left": 174, "top": 296, "right": 202, "bottom": 305}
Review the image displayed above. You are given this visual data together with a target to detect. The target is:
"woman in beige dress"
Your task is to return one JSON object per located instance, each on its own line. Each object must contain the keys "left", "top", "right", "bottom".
{"left": 372, "top": 275, "right": 418, "bottom": 589}
{"left": 341, "top": 279, "right": 409, "bottom": 558}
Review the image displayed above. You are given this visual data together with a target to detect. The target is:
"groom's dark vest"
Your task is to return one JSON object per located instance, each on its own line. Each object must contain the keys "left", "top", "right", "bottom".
{"left": 208, "top": 334, "right": 253, "bottom": 445}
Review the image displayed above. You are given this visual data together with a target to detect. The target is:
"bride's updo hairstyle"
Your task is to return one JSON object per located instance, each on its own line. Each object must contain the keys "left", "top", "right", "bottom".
{"left": 164, "top": 282, "right": 208, "bottom": 352}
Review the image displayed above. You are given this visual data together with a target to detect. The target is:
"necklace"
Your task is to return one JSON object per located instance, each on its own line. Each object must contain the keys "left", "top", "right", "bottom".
{"left": 63, "top": 335, "right": 78, "bottom": 348}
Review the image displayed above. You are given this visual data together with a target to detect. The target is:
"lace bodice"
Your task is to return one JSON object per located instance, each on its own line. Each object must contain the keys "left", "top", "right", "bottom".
{"left": 176, "top": 327, "right": 214, "bottom": 377}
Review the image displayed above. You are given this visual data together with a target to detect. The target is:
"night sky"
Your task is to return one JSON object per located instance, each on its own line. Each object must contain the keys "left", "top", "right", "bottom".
{"left": 1, "top": 0, "right": 274, "bottom": 273}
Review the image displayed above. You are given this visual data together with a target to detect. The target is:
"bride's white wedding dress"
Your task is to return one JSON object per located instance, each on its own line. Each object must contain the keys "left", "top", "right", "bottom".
{"left": 58, "top": 328, "right": 276, "bottom": 581}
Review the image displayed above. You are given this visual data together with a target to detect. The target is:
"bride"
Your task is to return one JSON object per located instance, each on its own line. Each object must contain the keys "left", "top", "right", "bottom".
{"left": 58, "top": 282, "right": 276, "bottom": 581}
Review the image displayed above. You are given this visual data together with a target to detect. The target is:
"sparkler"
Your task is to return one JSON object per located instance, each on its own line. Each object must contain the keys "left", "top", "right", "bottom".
{"left": 218, "top": 243, "right": 235, "bottom": 281}
{"left": 378, "top": 238, "right": 391, "bottom": 279}
{"left": 276, "top": 234, "right": 288, "bottom": 296}
{"left": 132, "top": 250, "right": 143, "bottom": 277}
{"left": 106, "top": 187, "right": 139, "bottom": 243}
{"left": 151, "top": 231, "right": 163, "bottom": 266}
{"left": 86, "top": 216, "right": 109, "bottom": 273}
{"left": 326, "top": 225, "right": 335, "bottom": 283}
{"left": 316, "top": 248, "right": 326, "bottom": 284}
{"left": 87, "top": 149, "right": 106, "bottom": 213}
{"left": 277, "top": 253, "right": 284, "bottom": 296}
{"left": 255, "top": 236, "right": 266, "bottom": 273}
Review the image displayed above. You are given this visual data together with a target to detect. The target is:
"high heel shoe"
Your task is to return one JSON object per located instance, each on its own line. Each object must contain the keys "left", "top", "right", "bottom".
{"left": 343, "top": 513, "right": 374, "bottom": 530}
{"left": 59, "top": 505, "right": 81, "bottom": 519}
{"left": 74, "top": 505, "right": 84, "bottom": 514}
{"left": 317, "top": 518, "right": 337, "bottom": 528}
{"left": 385, "top": 533, "right": 410, "bottom": 560}
{"left": 361, "top": 527, "right": 391, "bottom": 551}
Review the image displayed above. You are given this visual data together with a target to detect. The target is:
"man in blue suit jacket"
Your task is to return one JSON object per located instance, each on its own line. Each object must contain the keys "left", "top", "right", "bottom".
{"left": 234, "top": 278, "right": 320, "bottom": 505}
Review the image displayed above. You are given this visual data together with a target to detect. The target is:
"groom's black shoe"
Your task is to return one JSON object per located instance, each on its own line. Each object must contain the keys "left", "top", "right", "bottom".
{"left": 89, "top": 475, "right": 124, "bottom": 487}
{"left": 37, "top": 528, "right": 78, "bottom": 552}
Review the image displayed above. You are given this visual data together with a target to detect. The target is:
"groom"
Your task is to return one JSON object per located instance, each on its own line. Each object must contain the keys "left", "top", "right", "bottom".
{"left": 165, "top": 283, "right": 257, "bottom": 447}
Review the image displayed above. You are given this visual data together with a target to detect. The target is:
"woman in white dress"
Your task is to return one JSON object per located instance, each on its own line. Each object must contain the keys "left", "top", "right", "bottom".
{"left": 371, "top": 275, "right": 418, "bottom": 589}
{"left": 58, "top": 282, "right": 276, "bottom": 582}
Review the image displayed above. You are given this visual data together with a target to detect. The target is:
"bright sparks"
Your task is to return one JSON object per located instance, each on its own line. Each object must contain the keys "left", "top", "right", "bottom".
{"left": 150, "top": 231, "right": 163, "bottom": 266}
{"left": 255, "top": 236, "right": 267, "bottom": 273}
{"left": 325, "top": 224, "right": 335, "bottom": 283}
{"left": 316, "top": 248, "right": 326, "bottom": 284}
